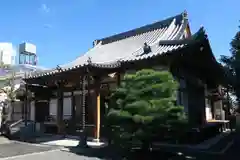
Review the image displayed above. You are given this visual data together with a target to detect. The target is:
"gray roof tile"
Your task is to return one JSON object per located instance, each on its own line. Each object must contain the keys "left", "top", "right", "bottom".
{"left": 61, "top": 13, "right": 188, "bottom": 69}
{"left": 27, "top": 11, "right": 202, "bottom": 79}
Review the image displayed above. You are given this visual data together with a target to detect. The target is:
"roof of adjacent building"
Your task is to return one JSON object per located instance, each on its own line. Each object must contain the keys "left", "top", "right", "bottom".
{"left": 0, "top": 64, "right": 48, "bottom": 80}
{"left": 26, "top": 11, "right": 211, "bottom": 79}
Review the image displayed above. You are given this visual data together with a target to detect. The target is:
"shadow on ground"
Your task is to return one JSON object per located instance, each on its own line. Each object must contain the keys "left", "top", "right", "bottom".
{"left": 63, "top": 131, "right": 239, "bottom": 160}
{"left": 66, "top": 146, "right": 190, "bottom": 160}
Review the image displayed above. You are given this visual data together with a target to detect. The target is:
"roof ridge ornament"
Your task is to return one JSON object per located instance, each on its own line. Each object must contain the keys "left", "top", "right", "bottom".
{"left": 199, "top": 25, "right": 208, "bottom": 39}
{"left": 137, "top": 42, "right": 152, "bottom": 57}
{"left": 93, "top": 40, "right": 102, "bottom": 47}
{"left": 143, "top": 42, "right": 151, "bottom": 55}
{"left": 87, "top": 57, "right": 92, "bottom": 64}
{"left": 182, "top": 10, "right": 188, "bottom": 20}
{"left": 93, "top": 40, "right": 98, "bottom": 47}
{"left": 56, "top": 65, "right": 63, "bottom": 72}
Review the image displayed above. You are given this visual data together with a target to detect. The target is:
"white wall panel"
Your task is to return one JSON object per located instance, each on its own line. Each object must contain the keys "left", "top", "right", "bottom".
{"left": 30, "top": 101, "right": 35, "bottom": 121}
{"left": 49, "top": 99, "right": 57, "bottom": 116}
{"left": 63, "top": 97, "right": 72, "bottom": 120}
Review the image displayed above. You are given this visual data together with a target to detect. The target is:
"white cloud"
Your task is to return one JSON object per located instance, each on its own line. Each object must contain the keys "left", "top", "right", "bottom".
{"left": 40, "top": 4, "right": 50, "bottom": 13}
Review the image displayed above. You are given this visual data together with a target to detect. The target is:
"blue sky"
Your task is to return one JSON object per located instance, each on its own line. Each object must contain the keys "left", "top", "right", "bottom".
{"left": 0, "top": 0, "right": 239, "bottom": 68}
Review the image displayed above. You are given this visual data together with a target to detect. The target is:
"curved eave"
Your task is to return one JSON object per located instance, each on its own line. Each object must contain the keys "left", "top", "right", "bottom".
{"left": 25, "top": 61, "right": 122, "bottom": 79}
{"left": 195, "top": 27, "right": 226, "bottom": 85}
{"left": 24, "top": 42, "right": 191, "bottom": 80}
{"left": 25, "top": 27, "right": 207, "bottom": 80}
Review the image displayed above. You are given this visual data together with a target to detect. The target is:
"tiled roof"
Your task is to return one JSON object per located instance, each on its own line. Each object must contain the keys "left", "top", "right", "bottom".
{"left": 27, "top": 11, "right": 208, "bottom": 79}
{"left": 61, "top": 12, "right": 188, "bottom": 69}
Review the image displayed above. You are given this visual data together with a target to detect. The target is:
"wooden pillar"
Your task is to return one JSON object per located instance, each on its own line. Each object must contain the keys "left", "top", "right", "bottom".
{"left": 24, "top": 84, "right": 28, "bottom": 126}
{"left": 210, "top": 99, "right": 215, "bottom": 119}
{"left": 81, "top": 76, "right": 86, "bottom": 130}
{"left": 95, "top": 91, "right": 101, "bottom": 141}
{"left": 78, "top": 75, "right": 88, "bottom": 147}
{"left": 27, "top": 97, "right": 31, "bottom": 120}
{"left": 94, "top": 78, "right": 101, "bottom": 142}
{"left": 116, "top": 72, "right": 121, "bottom": 86}
{"left": 57, "top": 82, "right": 64, "bottom": 134}
{"left": 71, "top": 92, "right": 76, "bottom": 132}
{"left": 21, "top": 100, "right": 24, "bottom": 119}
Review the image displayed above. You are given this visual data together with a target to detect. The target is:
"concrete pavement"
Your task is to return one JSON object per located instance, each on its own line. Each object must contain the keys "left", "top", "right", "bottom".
{"left": 0, "top": 141, "right": 57, "bottom": 159}
{"left": 0, "top": 149, "right": 101, "bottom": 160}
{"left": 0, "top": 137, "right": 103, "bottom": 160}
{"left": 0, "top": 131, "right": 238, "bottom": 160}
{"left": 0, "top": 137, "right": 11, "bottom": 145}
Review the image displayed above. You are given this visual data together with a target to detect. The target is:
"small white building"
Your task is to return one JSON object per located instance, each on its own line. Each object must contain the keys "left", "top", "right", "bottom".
{"left": 0, "top": 43, "right": 16, "bottom": 65}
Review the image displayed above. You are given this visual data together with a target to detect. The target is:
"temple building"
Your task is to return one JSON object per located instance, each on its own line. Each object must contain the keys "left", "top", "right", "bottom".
{"left": 23, "top": 11, "right": 225, "bottom": 141}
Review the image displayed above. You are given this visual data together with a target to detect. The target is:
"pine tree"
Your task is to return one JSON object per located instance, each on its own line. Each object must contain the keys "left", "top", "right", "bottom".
{"left": 107, "top": 69, "right": 187, "bottom": 150}
{"left": 220, "top": 26, "right": 240, "bottom": 111}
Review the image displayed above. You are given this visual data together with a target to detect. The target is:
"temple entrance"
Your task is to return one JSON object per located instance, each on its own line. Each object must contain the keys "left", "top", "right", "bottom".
{"left": 35, "top": 101, "right": 49, "bottom": 122}
{"left": 73, "top": 93, "right": 95, "bottom": 137}
{"left": 187, "top": 84, "right": 206, "bottom": 127}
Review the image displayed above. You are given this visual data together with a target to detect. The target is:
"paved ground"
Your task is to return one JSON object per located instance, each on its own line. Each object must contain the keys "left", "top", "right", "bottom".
{"left": 0, "top": 137, "right": 103, "bottom": 160}
{"left": 0, "top": 132, "right": 238, "bottom": 160}
{"left": 169, "top": 131, "right": 240, "bottom": 160}
{"left": 220, "top": 137, "right": 240, "bottom": 160}
{"left": 0, "top": 149, "right": 102, "bottom": 160}
{"left": 0, "top": 142, "right": 57, "bottom": 159}
{"left": 0, "top": 137, "right": 11, "bottom": 145}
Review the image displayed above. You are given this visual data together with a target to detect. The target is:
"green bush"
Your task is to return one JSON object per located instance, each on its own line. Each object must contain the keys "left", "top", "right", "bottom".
{"left": 106, "top": 69, "right": 187, "bottom": 150}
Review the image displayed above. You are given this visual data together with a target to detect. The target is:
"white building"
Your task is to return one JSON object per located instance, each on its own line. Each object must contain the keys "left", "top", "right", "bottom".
{"left": 0, "top": 42, "right": 47, "bottom": 121}
{"left": 0, "top": 43, "right": 16, "bottom": 65}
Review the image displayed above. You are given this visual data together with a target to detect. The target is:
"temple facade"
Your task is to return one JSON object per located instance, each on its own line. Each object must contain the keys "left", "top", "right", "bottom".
{"left": 23, "top": 11, "right": 225, "bottom": 141}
